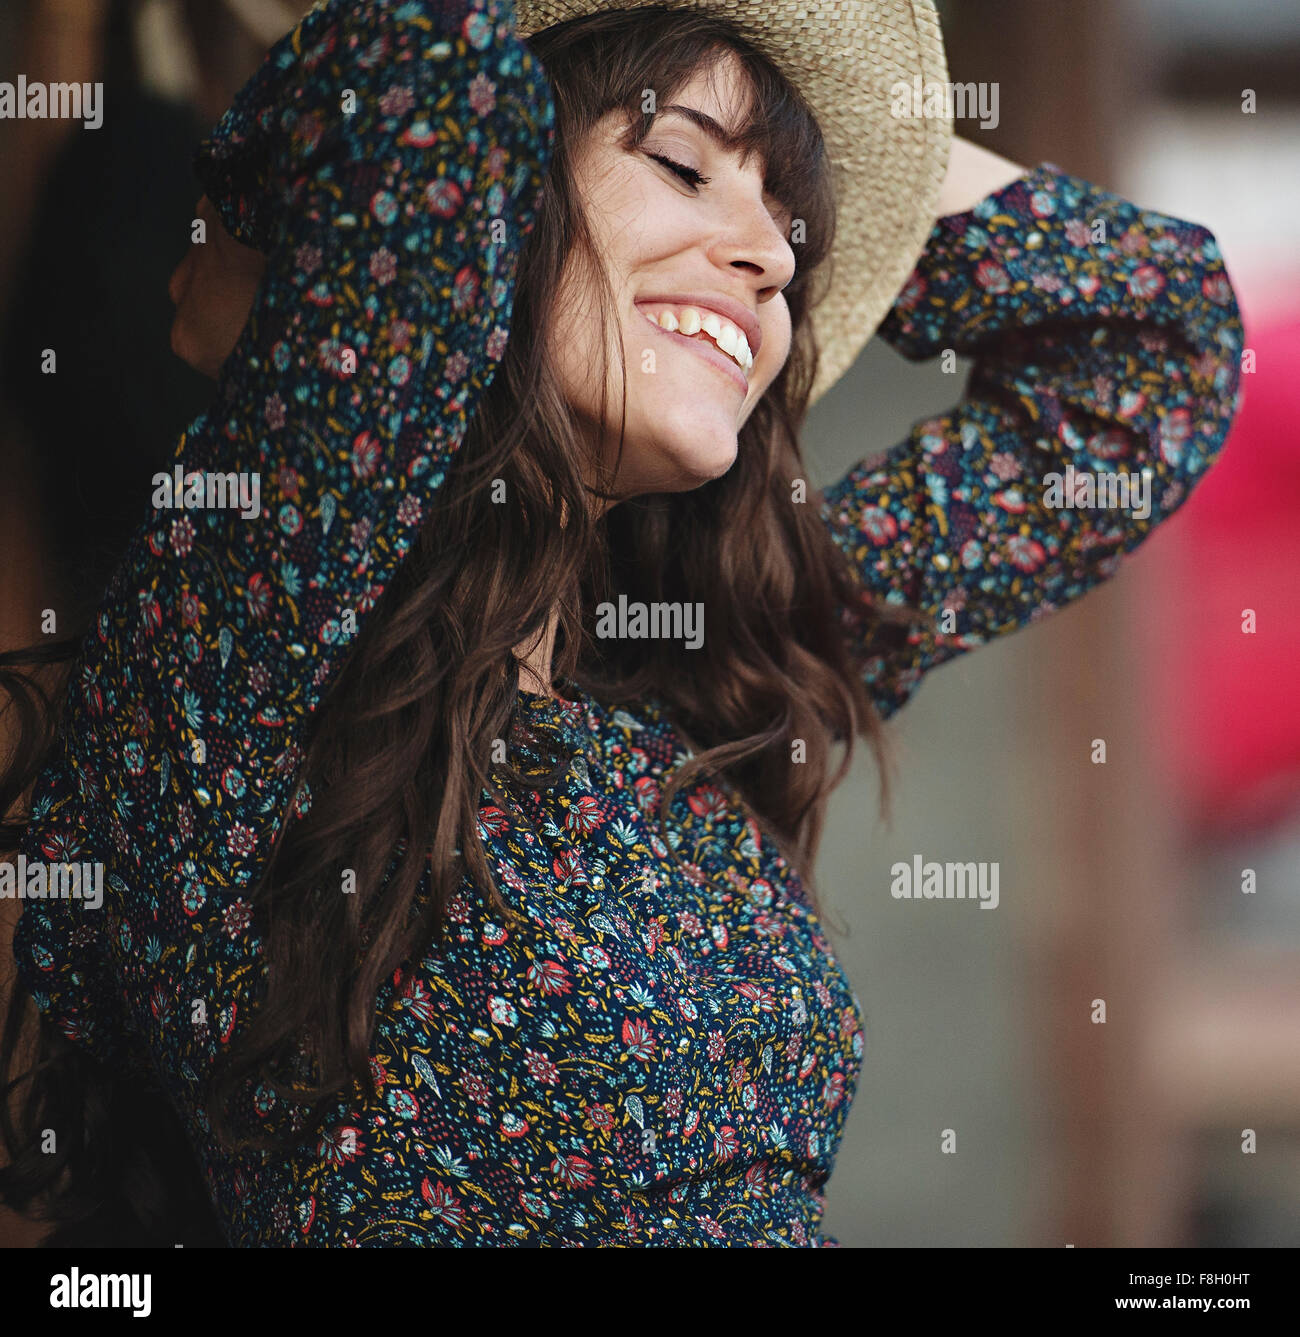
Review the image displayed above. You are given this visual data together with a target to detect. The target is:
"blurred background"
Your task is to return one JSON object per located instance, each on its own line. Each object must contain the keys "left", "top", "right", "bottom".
{"left": 811, "top": 0, "right": 1300, "bottom": 1247}
{"left": 1, "top": 0, "right": 1297, "bottom": 1247}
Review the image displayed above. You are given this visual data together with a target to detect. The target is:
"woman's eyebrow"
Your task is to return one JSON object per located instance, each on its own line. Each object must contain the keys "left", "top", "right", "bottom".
{"left": 655, "top": 104, "right": 748, "bottom": 154}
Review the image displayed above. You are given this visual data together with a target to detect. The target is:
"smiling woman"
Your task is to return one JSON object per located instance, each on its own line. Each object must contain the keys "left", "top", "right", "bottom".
{"left": 0, "top": 0, "right": 1242, "bottom": 1249}
{"left": 544, "top": 41, "right": 808, "bottom": 493}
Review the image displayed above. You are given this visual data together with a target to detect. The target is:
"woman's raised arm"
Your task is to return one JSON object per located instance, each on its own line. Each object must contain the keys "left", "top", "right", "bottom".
{"left": 818, "top": 161, "right": 1244, "bottom": 720}
{"left": 13, "top": 0, "right": 553, "bottom": 1065}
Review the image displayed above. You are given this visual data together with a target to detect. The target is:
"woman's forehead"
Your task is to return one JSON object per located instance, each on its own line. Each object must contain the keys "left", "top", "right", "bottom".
{"left": 667, "top": 50, "right": 755, "bottom": 122}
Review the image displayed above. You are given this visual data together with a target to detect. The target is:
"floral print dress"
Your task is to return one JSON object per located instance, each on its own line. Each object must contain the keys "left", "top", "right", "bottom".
{"left": 9, "top": 0, "right": 1243, "bottom": 1246}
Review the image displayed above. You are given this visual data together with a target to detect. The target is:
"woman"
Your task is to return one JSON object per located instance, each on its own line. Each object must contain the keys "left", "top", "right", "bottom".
{"left": 0, "top": 0, "right": 1242, "bottom": 1246}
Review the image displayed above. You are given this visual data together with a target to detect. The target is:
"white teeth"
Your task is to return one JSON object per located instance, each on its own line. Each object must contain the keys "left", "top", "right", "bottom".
{"left": 637, "top": 303, "right": 753, "bottom": 374}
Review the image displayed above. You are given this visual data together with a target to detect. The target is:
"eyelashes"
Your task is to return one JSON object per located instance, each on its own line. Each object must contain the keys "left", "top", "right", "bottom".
{"left": 644, "top": 150, "right": 795, "bottom": 250}
{"left": 645, "top": 152, "right": 710, "bottom": 188}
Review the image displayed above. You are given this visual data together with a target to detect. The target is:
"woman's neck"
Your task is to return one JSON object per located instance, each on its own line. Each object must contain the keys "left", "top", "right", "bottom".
{"left": 513, "top": 607, "right": 560, "bottom": 696}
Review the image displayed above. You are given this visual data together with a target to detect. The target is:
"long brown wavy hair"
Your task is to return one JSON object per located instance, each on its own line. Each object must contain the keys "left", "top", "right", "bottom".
{"left": 1, "top": 6, "right": 927, "bottom": 1245}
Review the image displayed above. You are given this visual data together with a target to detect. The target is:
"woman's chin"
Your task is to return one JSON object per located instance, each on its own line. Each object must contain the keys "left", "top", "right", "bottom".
{"left": 647, "top": 432, "right": 739, "bottom": 490}
{"left": 600, "top": 423, "right": 740, "bottom": 497}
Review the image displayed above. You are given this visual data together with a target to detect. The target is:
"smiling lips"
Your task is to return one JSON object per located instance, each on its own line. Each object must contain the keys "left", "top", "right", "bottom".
{"left": 635, "top": 302, "right": 755, "bottom": 381}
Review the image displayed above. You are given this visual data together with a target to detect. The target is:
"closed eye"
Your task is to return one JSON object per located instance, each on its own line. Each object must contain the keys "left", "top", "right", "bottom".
{"left": 645, "top": 152, "right": 710, "bottom": 188}
{"left": 645, "top": 150, "right": 794, "bottom": 248}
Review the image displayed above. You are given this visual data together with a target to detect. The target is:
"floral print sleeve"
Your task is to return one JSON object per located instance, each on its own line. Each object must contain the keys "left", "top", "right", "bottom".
{"left": 11, "top": 0, "right": 552, "bottom": 1149}
{"left": 819, "top": 162, "right": 1245, "bottom": 720}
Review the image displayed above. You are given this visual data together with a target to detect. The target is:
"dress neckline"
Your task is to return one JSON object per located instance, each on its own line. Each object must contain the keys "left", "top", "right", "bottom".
{"left": 512, "top": 675, "right": 590, "bottom": 762}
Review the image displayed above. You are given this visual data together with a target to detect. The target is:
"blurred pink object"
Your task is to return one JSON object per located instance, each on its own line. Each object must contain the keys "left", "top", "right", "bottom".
{"left": 1149, "top": 305, "right": 1300, "bottom": 839}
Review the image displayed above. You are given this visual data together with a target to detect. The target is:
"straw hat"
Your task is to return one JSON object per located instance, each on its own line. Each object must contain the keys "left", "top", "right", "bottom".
{"left": 231, "top": 0, "right": 953, "bottom": 406}
{"left": 517, "top": 0, "right": 953, "bottom": 405}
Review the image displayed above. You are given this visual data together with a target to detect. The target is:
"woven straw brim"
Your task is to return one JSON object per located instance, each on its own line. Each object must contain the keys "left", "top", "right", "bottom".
{"left": 518, "top": 0, "right": 952, "bottom": 405}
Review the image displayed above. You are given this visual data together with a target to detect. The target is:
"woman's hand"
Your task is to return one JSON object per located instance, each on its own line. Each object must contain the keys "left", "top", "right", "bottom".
{"left": 167, "top": 195, "right": 268, "bottom": 379}
{"left": 936, "top": 136, "right": 1026, "bottom": 218}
